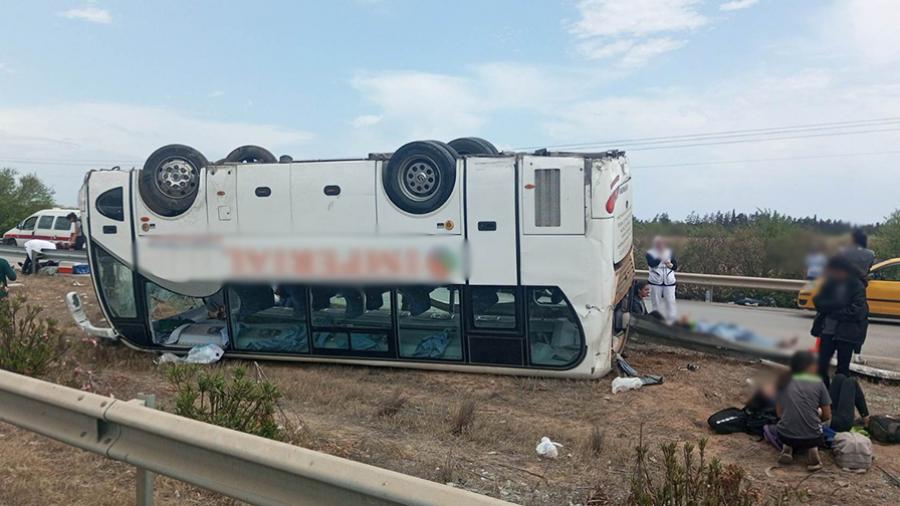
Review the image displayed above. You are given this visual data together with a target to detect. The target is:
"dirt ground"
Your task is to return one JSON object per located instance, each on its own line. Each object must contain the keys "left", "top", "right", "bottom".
{"left": 1, "top": 275, "right": 899, "bottom": 505}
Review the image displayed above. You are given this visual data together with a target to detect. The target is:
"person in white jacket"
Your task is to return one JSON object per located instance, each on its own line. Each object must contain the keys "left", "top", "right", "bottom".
{"left": 646, "top": 236, "right": 678, "bottom": 323}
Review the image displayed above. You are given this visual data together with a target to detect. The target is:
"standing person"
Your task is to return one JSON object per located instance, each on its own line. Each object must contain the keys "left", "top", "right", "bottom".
{"left": 840, "top": 228, "right": 875, "bottom": 280}
{"left": 21, "top": 238, "right": 57, "bottom": 275}
{"left": 775, "top": 351, "right": 832, "bottom": 471}
{"left": 646, "top": 236, "right": 678, "bottom": 323}
{"left": 67, "top": 212, "right": 85, "bottom": 251}
{"left": 0, "top": 257, "right": 16, "bottom": 300}
{"left": 812, "top": 257, "right": 868, "bottom": 387}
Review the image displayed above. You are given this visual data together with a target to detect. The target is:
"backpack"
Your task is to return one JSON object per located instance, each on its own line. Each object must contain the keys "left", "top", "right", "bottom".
{"left": 832, "top": 432, "right": 873, "bottom": 471}
{"left": 869, "top": 415, "right": 900, "bottom": 444}
{"left": 708, "top": 408, "right": 749, "bottom": 434}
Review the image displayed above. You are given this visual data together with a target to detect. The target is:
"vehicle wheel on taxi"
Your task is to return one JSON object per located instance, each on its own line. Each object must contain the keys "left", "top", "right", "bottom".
{"left": 138, "top": 144, "right": 208, "bottom": 217}
{"left": 383, "top": 140, "right": 457, "bottom": 215}
{"left": 224, "top": 145, "right": 277, "bottom": 164}
{"left": 448, "top": 137, "right": 499, "bottom": 156}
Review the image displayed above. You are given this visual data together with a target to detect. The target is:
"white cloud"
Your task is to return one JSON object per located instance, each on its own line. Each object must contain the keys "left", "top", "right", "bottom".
{"left": 720, "top": 0, "right": 759, "bottom": 11}
{"left": 0, "top": 102, "right": 314, "bottom": 203}
{"left": 569, "top": 0, "right": 709, "bottom": 66}
{"left": 350, "top": 114, "right": 382, "bottom": 128}
{"left": 208, "top": 90, "right": 226, "bottom": 98}
{"left": 60, "top": 6, "right": 112, "bottom": 24}
{"left": 826, "top": 0, "right": 900, "bottom": 66}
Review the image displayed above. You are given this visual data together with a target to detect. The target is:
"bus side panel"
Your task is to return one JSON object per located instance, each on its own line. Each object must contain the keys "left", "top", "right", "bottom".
{"left": 465, "top": 157, "right": 518, "bottom": 285}
{"left": 87, "top": 170, "right": 134, "bottom": 266}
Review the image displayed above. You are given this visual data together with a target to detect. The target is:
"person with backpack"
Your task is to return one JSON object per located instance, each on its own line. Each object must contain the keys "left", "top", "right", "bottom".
{"left": 812, "top": 257, "right": 869, "bottom": 387}
{"left": 776, "top": 351, "right": 832, "bottom": 471}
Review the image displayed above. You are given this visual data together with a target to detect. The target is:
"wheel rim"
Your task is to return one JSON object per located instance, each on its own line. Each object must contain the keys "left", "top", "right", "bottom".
{"left": 398, "top": 157, "right": 440, "bottom": 202}
{"left": 155, "top": 158, "right": 199, "bottom": 199}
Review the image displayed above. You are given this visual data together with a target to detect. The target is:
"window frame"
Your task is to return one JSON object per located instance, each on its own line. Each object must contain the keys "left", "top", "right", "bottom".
{"left": 305, "top": 286, "right": 397, "bottom": 358}
{"left": 53, "top": 216, "right": 71, "bottom": 231}
{"left": 36, "top": 215, "right": 54, "bottom": 230}
{"left": 96, "top": 186, "right": 125, "bottom": 222}
{"left": 19, "top": 216, "right": 37, "bottom": 231}
{"left": 524, "top": 286, "right": 587, "bottom": 369}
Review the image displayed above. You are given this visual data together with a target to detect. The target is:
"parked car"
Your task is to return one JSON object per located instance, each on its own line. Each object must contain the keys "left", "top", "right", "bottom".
{"left": 2, "top": 208, "right": 80, "bottom": 247}
{"left": 797, "top": 257, "right": 900, "bottom": 318}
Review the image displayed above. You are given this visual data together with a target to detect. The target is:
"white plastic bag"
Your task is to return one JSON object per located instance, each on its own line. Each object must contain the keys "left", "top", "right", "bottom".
{"left": 535, "top": 436, "right": 563, "bottom": 459}
{"left": 158, "top": 344, "right": 225, "bottom": 365}
{"left": 611, "top": 376, "right": 643, "bottom": 394}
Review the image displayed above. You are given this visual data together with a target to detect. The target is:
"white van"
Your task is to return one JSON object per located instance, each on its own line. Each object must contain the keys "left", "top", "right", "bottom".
{"left": 2, "top": 208, "right": 81, "bottom": 247}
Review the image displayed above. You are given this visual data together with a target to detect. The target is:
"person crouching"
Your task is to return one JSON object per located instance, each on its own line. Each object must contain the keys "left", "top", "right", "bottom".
{"left": 776, "top": 351, "right": 832, "bottom": 471}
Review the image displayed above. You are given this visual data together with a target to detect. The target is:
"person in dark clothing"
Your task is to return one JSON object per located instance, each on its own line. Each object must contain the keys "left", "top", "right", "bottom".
{"left": 812, "top": 257, "right": 869, "bottom": 387}
{"left": 0, "top": 258, "right": 17, "bottom": 300}
{"left": 776, "top": 351, "right": 831, "bottom": 471}
{"left": 839, "top": 228, "right": 875, "bottom": 280}
{"left": 829, "top": 373, "right": 869, "bottom": 432}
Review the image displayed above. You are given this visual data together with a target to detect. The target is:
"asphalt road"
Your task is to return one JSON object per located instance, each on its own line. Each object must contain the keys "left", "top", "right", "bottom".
{"left": 674, "top": 299, "right": 900, "bottom": 367}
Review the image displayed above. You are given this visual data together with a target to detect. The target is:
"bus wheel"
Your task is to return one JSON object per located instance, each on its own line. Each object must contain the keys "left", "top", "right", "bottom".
{"left": 138, "top": 144, "right": 208, "bottom": 217}
{"left": 448, "top": 137, "right": 499, "bottom": 156}
{"left": 224, "top": 145, "right": 277, "bottom": 164}
{"left": 383, "top": 140, "right": 457, "bottom": 215}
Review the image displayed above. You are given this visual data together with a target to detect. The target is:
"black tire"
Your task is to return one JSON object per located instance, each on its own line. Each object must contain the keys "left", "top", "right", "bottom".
{"left": 138, "top": 144, "right": 208, "bottom": 218}
{"left": 279, "top": 155, "right": 294, "bottom": 163}
{"left": 383, "top": 140, "right": 458, "bottom": 215}
{"left": 224, "top": 145, "right": 277, "bottom": 164}
{"left": 448, "top": 137, "right": 499, "bottom": 156}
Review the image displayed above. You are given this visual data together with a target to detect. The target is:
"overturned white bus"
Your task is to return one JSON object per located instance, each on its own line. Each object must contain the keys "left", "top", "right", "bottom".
{"left": 71, "top": 138, "right": 634, "bottom": 378}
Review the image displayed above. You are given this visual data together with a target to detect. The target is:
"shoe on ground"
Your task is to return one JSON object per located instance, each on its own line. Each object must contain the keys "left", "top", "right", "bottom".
{"left": 778, "top": 445, "right": 794, "bottom": 465}
{"left": 806, "top": 447, "right": 823, "bottom": 471}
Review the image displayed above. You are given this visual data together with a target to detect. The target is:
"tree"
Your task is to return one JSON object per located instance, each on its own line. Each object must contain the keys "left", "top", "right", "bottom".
{"left": 0, "top": 168, "right": 56, "bottom": 235}
{"left": 877, "top": 209, "right": 900, "bottom": 259}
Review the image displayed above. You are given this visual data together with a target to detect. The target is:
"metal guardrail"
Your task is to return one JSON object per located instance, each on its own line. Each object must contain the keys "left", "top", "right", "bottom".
{"left": 636, "top": 269, "right": 806, "bottom": 292}
{"left": 0, "top": 368, "right": 512, "bottom": 506}
{"left": 0, "top": 244, "right": 88, "bottom": 262}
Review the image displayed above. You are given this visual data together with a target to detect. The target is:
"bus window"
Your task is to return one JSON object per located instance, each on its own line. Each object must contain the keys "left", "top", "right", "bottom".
{"left": 146, "top": 282, "right": 227, "bottom": 347}
{"left": 228, "top": 284, "right": 308, "bottom": 353}
{"left": 471, "top": 286, "right": 517, "bottom": 330}
{"left": 96, "top": 187, "right": 125, "bottom": 221}
{"left": 527, "top": 287, "right": 582, "bottom": 367}
{"left": 398, "top": 286, "right": 462, "bottom": 360}
{"left": 310, "top": 287, "right": 391, "bottom": 353}
{"left": 93, "top": 247, "right": 136, "bottom": 318}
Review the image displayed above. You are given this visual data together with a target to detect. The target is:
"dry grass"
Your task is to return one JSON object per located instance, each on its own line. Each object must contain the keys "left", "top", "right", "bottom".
{"left": 450, "top": 399, "right": 477, "bottom": 436}
{"left": 2, "top": 276, "right": 900, "bottom": 505}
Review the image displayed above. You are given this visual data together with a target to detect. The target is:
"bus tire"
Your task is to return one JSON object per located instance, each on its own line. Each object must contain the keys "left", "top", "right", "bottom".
{"left": 383, "top": 140, "right": 458, "bottom": 215}
{"left": 448, "top": 137, "right": 499, "bottom": 156}
{"left": 138, "top": 144, "right": 208, "bottom": 218}
{"left": 224, "top": 145, "right": 277, "bottom": 164}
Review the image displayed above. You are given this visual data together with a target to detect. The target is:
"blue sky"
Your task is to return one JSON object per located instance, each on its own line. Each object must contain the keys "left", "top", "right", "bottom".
{"left": 1, "top": 0, "right": 899, "bottom": 223}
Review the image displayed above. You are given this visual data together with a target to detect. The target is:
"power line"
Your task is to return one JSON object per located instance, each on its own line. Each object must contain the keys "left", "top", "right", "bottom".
{"left": 514, "top": 116, "right": 900, "bottom": 150}
{"left": 624, "top": 126, "right": 900, "bottom": 152}
{"left": 632, "top": 149, "right": 900, "bottom": 169}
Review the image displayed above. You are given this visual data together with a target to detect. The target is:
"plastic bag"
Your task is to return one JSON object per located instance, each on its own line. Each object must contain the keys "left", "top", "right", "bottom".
{"left": 611, "top": 376, "right": 643, "bottom": 394}
{"left": 535, "top": 436, "right": 563, "bottom": 459}
{"left": 157, "top": 344, "right": 225, "bottom": 365}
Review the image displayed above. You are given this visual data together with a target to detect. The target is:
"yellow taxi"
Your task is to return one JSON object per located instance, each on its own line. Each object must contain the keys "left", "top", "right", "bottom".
{"left": 797, "top": 258, "right": 900, "bottom": 318}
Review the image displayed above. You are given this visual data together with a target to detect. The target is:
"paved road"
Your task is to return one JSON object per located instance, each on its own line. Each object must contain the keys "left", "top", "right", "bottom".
{"left": 674, "top": 299, "right": 900, "bottom": 366}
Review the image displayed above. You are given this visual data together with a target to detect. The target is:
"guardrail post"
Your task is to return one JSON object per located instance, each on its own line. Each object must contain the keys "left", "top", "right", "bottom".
{"left": 704, "top": 289, "right": 712, "bottom": 303}
{"left": 135, "top": 394, "right": 157, "bottom": 506}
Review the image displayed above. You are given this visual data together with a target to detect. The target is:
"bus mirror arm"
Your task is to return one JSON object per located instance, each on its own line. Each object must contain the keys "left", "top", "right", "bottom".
{"left": 65, "top": 291, "right": 118, "bottom": 340}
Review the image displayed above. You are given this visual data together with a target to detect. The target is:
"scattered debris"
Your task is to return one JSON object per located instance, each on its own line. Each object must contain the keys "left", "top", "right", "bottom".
{"left": 611, "top": 377, "right": 643, "bottom": 394}
{"left": 158, "top": 343, "right": 225, "bottom": 364}
{"left": 535, "top": 437, "right": 562, "bottom": 459}
{"left": 687, "top": 363, "right": 699, "bottom": 371}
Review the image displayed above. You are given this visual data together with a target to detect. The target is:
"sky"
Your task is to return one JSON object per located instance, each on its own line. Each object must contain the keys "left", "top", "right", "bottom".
{"left": 1, "top": 0, "right": 899, "bottom": 223}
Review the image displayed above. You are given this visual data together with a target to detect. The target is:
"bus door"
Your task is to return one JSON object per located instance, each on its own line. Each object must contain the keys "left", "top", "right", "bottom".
{"left": 87, "top": 170, "right": 134, "bottom": 266}
{"left": 464, "top": 157, "right": 524, "bottom": 366}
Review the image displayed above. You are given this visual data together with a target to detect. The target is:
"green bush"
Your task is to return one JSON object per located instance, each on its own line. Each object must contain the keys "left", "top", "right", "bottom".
{"left": 627, "top": 436, "right": 791, "bottom": 506}
{"left": 165, "top": 364, "right": 282, "bottom": 439}
{"left": 0, "top": 296, "right": 64, "bottom": 376}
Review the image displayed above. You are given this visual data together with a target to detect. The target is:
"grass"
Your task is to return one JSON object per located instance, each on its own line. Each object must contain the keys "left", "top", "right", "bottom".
{"left": 450, "top": 399, "right": 477, "bottom": 436}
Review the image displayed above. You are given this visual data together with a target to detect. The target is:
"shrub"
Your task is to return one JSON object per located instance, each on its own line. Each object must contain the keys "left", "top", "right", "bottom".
{"left": 165, "top": 364, "right": 282, "bottom": 440}
{"left": 628, "top": 436, "right": 764, "bottom": 506}
{"left": 0, "top": 296, "right": 64, "bottom": 376}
